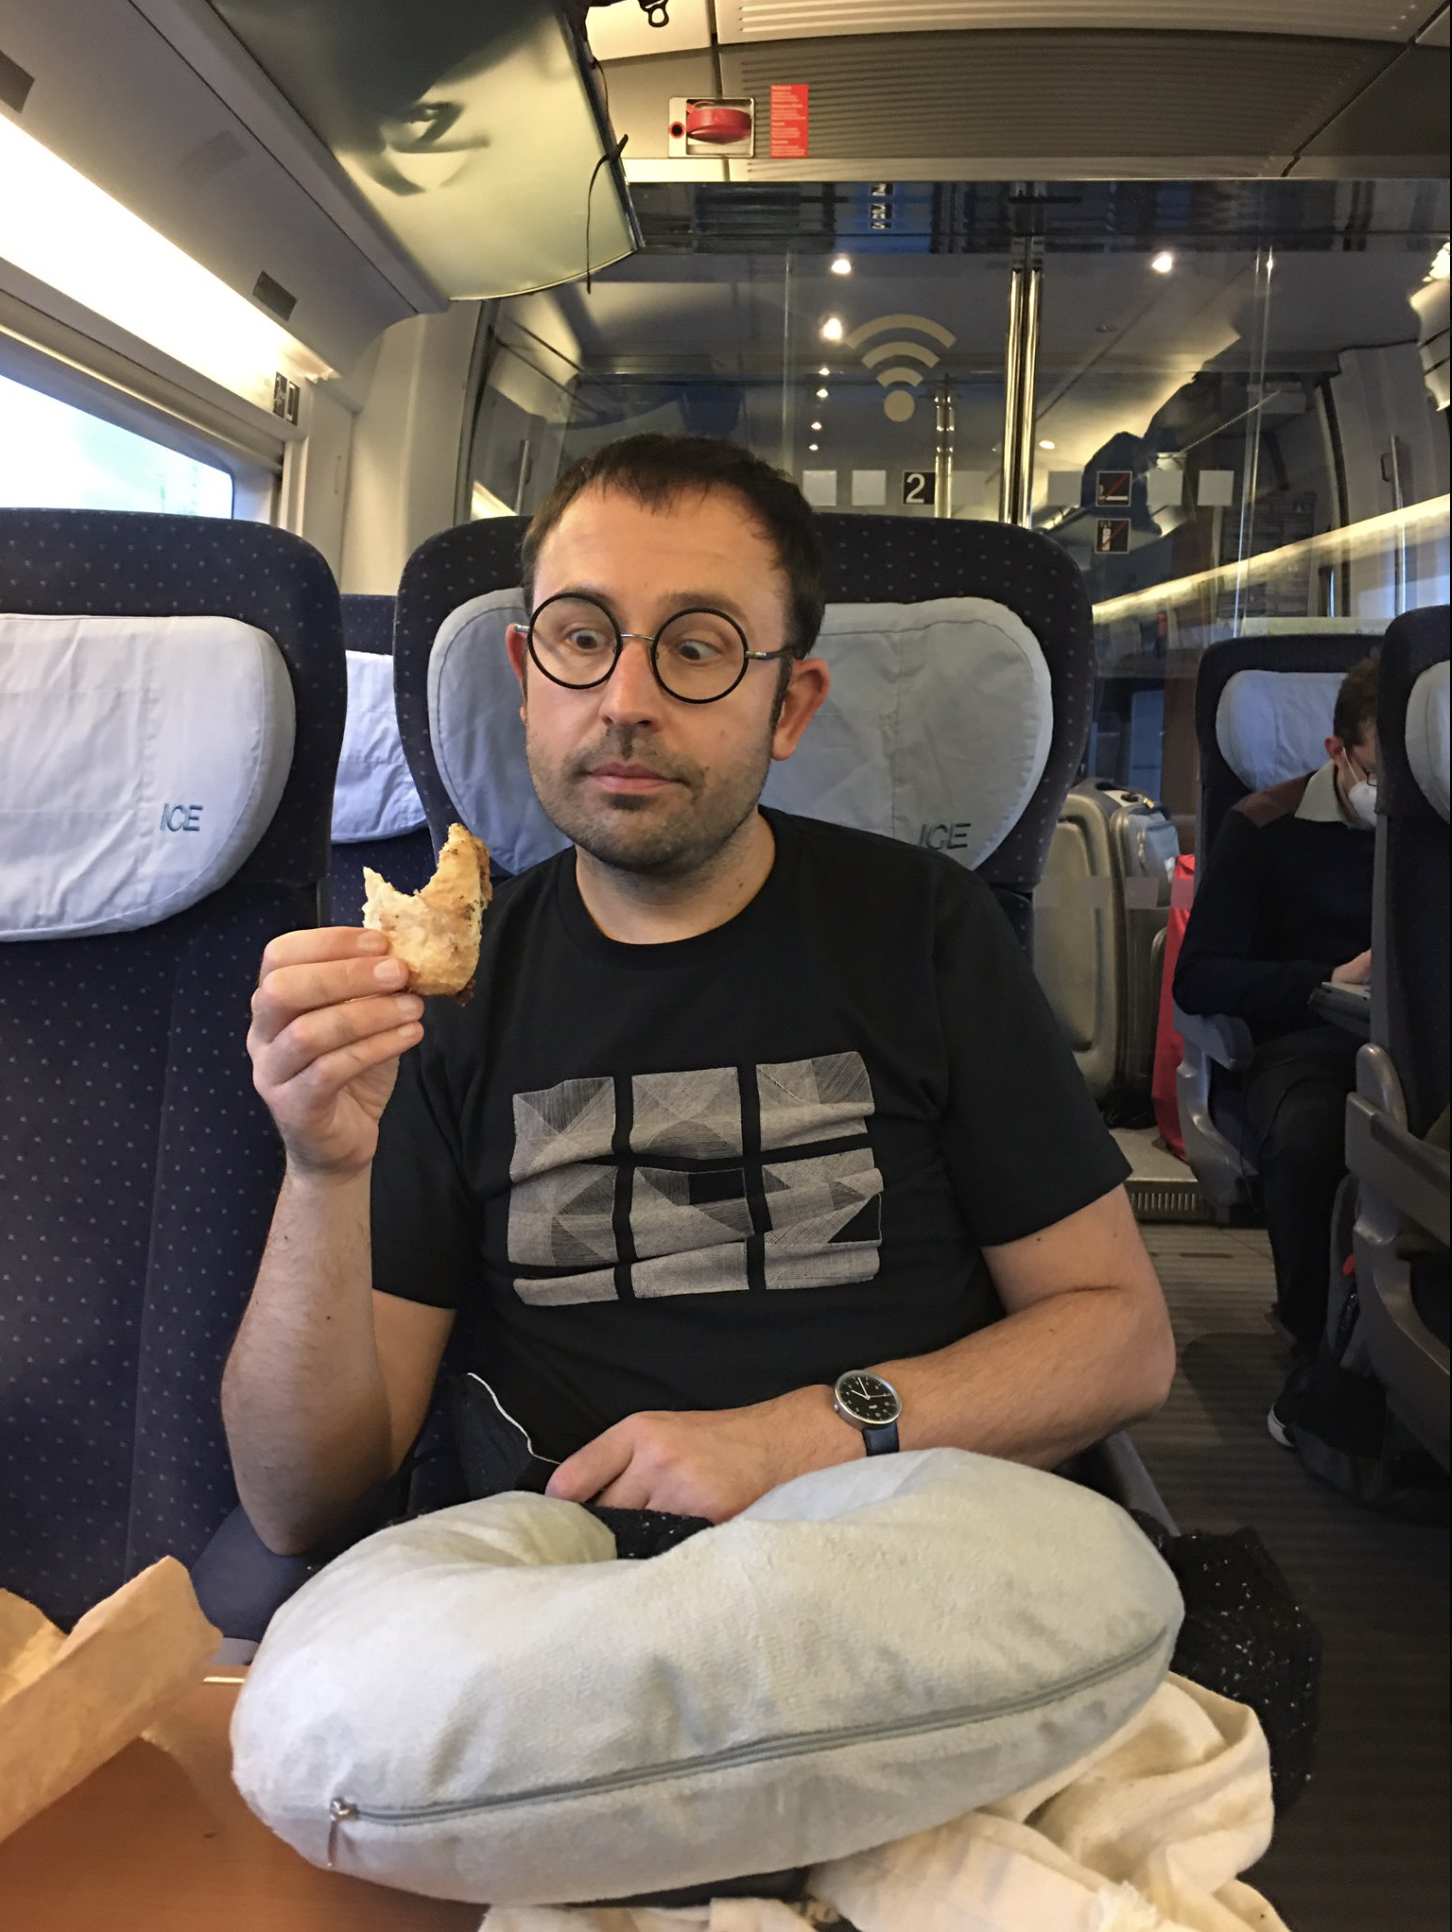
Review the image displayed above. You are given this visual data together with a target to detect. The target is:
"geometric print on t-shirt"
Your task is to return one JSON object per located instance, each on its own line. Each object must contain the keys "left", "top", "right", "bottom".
{"left": 508, "top": 1052, "right": 883, "bottom": 1305}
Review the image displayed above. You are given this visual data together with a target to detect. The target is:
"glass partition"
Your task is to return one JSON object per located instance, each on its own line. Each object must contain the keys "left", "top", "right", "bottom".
{"left": 470, "top": 177, "right": 1449, "bottom": 835}
{"left": 469, "top": 184, "right": 1013, "bottom": 523}
{"left": 1030, "top": 181, "right": 1449, "bottom": 820}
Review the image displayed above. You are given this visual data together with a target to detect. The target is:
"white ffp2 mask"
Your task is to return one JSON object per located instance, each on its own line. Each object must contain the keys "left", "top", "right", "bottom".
{"left": 1347, "top": 778, "right": 1378, "bottom": 828}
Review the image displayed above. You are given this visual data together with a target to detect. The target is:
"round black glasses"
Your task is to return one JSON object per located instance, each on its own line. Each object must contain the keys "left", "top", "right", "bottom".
{"left": 525, "top": 593, "right": 793, "bottom": 704}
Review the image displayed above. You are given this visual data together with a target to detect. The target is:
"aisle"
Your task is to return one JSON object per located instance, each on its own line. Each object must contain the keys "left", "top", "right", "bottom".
{"left": 1135, "top": 1224, "right": 1450, "bottom": 1932}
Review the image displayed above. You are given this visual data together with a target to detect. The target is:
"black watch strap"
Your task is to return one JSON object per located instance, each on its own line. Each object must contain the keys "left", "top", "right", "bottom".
{"left": 862, "top": 1420, "right": 900, "bottom": 1456}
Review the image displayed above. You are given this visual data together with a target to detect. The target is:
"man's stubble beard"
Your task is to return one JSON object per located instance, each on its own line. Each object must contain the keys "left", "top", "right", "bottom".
{"left": 524, "top": 720, "right": 777, "bottom": 882}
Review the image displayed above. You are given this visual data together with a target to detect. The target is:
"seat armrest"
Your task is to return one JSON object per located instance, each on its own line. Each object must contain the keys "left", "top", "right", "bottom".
{"left": 1346, "top": 1094, "right": 1451, "bottom": 1251}
{"left": 1173, "top": 1004, "right": 1254, "bottom": 1072}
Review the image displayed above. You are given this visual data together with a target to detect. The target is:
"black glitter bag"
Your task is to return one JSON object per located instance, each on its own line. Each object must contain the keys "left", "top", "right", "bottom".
{"left": 1131, "top": 1513, "right": 1322, "bottom": 1812}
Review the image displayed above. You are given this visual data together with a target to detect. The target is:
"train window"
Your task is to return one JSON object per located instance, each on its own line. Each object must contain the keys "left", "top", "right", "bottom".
{"left": 0, "top": 368, "right": 235, "bottom": 518}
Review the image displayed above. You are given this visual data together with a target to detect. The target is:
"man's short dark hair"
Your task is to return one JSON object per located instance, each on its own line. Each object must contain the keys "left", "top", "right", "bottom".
{"left": 519, "top": 434, "right": 826, "bottom": 658}
{"left": 1334, "top": 653, "right": 1380, "bottom": 747}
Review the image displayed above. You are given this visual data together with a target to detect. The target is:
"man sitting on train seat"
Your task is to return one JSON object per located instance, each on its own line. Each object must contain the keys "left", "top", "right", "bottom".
{"left": 223, "top": 433, "right": 1175, "bottom": 1569}
{"left": 1174, "top": 655, "right": 1378, "bottom": 1358}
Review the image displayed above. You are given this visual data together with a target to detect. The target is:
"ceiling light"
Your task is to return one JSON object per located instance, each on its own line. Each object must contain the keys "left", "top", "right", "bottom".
{"left": 830, "top": 255, "right": 852, "bottom": 276}
{"left": 808, "top": 443, "right": 819, "bottom": 452}
{"left": 811, "top": 420, "right": 823, "bottom": 431}
{"left": 818, "top": 364, "right": 831, "bottom": 376}
{"left": 0, "top": 115, "right": 329, "bottom": 411}
{"left": 1151, "top": 251, "right": 1175, "bottom": 275}
{"left": 819, "top": 315, "right": 845, "bottom": 343}
{"left": 1039, "top": 439, "right": 1056, "bottom": 450}
{"left": 1093, "top": 495, "right": 1451, "bottom": 624}
{"left": 816, "top": 387, "right": 829, "bottom": 399}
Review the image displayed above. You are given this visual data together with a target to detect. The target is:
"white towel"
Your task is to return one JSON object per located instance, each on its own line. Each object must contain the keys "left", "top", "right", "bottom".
{"left": 482, "top": 1677, "right": 1291, "bottom": 1932}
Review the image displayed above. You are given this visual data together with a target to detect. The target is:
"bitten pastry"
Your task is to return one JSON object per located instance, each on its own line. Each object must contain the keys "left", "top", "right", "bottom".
{"left": 362, "top": 823, "right": 491, "bottom": 1000}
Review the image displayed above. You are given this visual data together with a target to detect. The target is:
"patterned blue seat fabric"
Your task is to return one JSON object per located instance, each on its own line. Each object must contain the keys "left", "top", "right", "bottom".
{"left": 329, "top": 593, "right": 433, "bottom": 928}
{"left": 390, "top": 529, "right": 536, "bottom": 1514}
{"left": 339, "top": 590, "right": 395, "bottom": 658}
{"left": 394, "top": 516, "right": 530, "bottom": 879}
{"left": 0, "top": 510, "right": 344, "bottom": 1628}
{"left": 1371, "top": 609, "right": 1450, "bottom": 1138}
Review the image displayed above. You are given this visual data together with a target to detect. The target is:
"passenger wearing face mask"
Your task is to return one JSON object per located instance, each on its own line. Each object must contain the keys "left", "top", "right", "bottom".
{"left": 1175, "top": 655, "right": 1379, "bottom": 1354}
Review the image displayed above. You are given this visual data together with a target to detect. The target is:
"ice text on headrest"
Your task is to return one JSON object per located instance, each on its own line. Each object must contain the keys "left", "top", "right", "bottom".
{"left": 919, "top": 820, "right": 973, "bottom": 852}
{"left": 158, "top": 803, "right": 204, "bottom": 833}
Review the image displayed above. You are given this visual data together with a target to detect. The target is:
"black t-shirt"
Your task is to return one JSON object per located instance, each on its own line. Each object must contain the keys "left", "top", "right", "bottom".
{"left": 371, "top": 809, "right": 1128, "bottom": 1460}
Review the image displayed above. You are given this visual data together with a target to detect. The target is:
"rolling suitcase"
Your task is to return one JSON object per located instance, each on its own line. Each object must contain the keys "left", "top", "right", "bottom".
{"left": 1035, "top": 779, "right": 1180, "bottom": 1122}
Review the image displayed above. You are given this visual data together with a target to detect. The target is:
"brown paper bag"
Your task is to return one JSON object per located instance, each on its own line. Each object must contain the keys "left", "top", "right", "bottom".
{"left": 0, "top": 1555, "right": 220, "bottom": 1844}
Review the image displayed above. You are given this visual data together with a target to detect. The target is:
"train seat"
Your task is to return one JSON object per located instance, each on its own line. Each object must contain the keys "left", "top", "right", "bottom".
{"left": 1173, "top": 633, "right": 1380, "bottom": 1216}
{"left": 0, "top": 509, "right": 345, "bottom": 1628}
{"left": 328, "top": 593, "right": 432, "bottom": 927}
{"left": 809, "top": 513, "right": 1095, "bottom": 956}
{"left": 1347, "top": 608, "right": 1450, "bottom": 1470}
{"left": 393, "top": 512, "right": 1095, "bottom": 958}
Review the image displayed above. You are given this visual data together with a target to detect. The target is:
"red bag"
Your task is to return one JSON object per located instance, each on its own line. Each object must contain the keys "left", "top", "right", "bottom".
{"left": 1152, "top": 855, "right": 1196, "bottom": 1161}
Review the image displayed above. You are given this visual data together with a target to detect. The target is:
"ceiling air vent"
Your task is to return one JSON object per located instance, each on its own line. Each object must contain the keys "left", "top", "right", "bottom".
{"left": 715, "top": 0, "right": 1434, "bottom": 43}
{"left": 252, "top": 270, "right": 298, "bottom": 324}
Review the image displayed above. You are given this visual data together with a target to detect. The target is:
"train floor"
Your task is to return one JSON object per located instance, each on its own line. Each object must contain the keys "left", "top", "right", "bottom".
{"left": 1134, "top": 1218, "right": 1450, "bottom": 1932}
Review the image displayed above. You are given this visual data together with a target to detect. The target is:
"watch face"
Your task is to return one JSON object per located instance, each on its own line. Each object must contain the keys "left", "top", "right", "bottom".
{"left": 836, "top": 1372, "right": 901, "bottom": 1425}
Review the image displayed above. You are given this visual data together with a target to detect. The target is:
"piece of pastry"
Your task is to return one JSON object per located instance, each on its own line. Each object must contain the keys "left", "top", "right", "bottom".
{"left": 362, "top": 823, "right": 491, "bottom": 1000}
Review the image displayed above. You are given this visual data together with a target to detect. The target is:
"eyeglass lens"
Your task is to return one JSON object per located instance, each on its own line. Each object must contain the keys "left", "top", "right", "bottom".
{"left": 529, "top": 596, "right": 749, "bottom": 701}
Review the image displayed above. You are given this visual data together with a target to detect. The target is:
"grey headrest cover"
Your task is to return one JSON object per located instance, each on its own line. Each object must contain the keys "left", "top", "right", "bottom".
{"left": 0, "top": 612, "right": 295, "bottom": 939}
{"left": 428, "top": 591, "right": 1050, "bottom": 874}
{"left": 763, "top": 598, "right": 1051, "bottom": 867}
{"left": 1216, "top": 670, "right": 1343, "bottom": 792}
{"left": 332, "top": 650, "right": 426, "bottom": 843}
{"left": 1405, "top": 658, "right": 1450, "bottom": 823}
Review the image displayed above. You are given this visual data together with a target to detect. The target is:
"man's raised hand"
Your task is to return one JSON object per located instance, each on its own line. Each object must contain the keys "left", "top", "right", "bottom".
{"left": 248, "top": 928, "right": 423, "bottom": 1180}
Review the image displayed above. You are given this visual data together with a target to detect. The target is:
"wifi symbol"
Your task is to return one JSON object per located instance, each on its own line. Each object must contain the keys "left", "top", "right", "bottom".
{"left": 846, "top": 313, "right": 957, "bottom": 422}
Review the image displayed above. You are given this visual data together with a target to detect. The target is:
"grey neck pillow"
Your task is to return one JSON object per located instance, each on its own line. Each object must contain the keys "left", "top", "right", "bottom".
{"left": 232, "top": 1449, "right": 1182, "bottom": 1907}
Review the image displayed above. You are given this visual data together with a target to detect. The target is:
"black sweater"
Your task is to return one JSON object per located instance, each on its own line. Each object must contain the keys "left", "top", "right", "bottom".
{"left": 1174, "top": 773, "right": 1375, "bottom": 1043}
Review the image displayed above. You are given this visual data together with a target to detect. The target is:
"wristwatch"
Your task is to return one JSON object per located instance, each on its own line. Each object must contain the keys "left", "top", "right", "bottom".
{"left": 832, "top": 1370, "right": 902, "bottom": 1456}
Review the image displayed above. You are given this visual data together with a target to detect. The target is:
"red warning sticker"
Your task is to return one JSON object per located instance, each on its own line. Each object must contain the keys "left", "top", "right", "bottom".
{"left": 770, "top": 83, "right": 809, "bottom": 159}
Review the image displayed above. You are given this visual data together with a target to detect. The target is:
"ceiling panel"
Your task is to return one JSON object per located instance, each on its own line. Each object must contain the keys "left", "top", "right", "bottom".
{"left": 205, "top": 0, "right": 636, "bottom": 299}
{"left": 719, "top": 33, "right": 1389, "bottom": 173}
{"left": 1297, "top": 44, "right": 1451, "bottom": 169}
{"left": 1416, "top": 5, "right": 1450, "bottom": 43}
{"left": 0, "top": 0, "right": 434, "bottom": 373}
{"left": 716, "top": 0, "right": 1434, "bottom": 44}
